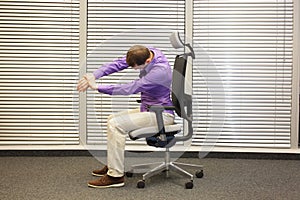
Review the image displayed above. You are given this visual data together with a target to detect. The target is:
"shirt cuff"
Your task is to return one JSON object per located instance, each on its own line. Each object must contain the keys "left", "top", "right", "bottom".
{"left": 97, "top": 85, "right": 113, "bottom": 95}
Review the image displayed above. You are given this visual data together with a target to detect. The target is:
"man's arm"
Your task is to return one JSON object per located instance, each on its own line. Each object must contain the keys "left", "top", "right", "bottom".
{"left": 94, "top": 66, "right": 170, "bottom": 95}
{"left": 93, "top": 56, "right": 128, "bottom": 79}
{"left": 77, "top": 56, "right": 128, "bottom": 92}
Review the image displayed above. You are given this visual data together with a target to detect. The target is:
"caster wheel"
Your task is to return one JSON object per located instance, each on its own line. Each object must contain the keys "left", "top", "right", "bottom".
{"left": 137, "top": 180, "right": 145, "bottom": 188}
{"left": 196, "top": 170, "right": 204, "bottom": 178}
{"left": 125, "top": 171, "right": 133, "bottom": 177}
{"left": 185, "top": 181, "right": 193, "bottom": 189}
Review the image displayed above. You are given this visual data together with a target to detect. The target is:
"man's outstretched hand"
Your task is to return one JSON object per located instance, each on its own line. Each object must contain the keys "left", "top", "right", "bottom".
{"left": 84, "top": 73, "right": 98, "bottom": 90}
{"left": 77, "top": 73, "right": 97, "bottom": 92}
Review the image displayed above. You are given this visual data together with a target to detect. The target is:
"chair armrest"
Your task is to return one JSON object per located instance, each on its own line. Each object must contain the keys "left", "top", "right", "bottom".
{"left": 148, "top": 105, "right": 175, "bottom": 111}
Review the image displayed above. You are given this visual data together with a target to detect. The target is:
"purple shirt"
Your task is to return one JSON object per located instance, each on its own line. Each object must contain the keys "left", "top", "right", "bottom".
{"left": 93, "top": 47, "right": 174, "bottom": 115}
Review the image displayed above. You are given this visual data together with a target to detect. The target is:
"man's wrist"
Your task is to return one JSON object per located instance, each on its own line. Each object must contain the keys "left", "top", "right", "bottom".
{"left": 92, "top": 85, "right": 98, "bottom": 90}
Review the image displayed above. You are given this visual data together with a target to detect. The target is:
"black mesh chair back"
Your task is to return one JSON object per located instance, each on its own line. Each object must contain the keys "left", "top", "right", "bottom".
{"left": 172, "top": 54, "right": 192, "bottom": 125}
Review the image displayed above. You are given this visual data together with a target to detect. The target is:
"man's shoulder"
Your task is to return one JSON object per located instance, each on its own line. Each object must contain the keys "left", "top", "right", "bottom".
{"left": 148, "top": 46, "right": 163, "bottom": 55}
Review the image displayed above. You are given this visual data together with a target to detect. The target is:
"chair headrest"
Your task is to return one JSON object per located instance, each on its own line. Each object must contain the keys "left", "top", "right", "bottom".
{"left": 169, "top": 31, "right": 184, "bottom": 49}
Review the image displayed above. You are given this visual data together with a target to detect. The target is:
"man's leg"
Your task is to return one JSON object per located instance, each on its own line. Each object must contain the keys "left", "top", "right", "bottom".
{"left": 106, "top": 109, "right": 158, "bottom": 177}
{"left": 91, "top": 108, "right": 139, "bottom": 177}
{"left": 88, "top": 109, "right": 174, "bottom": 188}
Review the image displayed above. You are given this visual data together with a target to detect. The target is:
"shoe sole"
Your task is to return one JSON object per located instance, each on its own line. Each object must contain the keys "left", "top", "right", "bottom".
{"left": 92, "top": 172, "right": 105, "bottom": 177}
{"left": 88, "top": 182, "right": 125, "bottom": 188}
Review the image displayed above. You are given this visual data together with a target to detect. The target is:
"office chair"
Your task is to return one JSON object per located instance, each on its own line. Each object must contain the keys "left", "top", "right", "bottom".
{"left": 126, "top": 31, "right": 203, "bottom": 189}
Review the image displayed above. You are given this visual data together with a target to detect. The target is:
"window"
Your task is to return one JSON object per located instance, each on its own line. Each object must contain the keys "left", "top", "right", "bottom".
{"left": 86, "top": 0, "right": 185, "bottom": 146}
{"left": 0, "top": 0, "right": 80, "bottom": 145}
{"left": 193, "top": 0, "right": 293, "bottom": 148}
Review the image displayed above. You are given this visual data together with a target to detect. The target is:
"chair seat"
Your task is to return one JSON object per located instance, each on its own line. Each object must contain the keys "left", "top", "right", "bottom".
{"left": 128, "top": 124, "right": 181, "bottom": 140}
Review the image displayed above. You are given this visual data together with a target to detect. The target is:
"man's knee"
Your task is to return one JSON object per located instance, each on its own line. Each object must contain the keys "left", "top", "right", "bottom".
{"left": 107, "top": 117, "right": 116, "bottom": 129}
{"left": 107, "top": 114, "right": 114, "bottom": 121}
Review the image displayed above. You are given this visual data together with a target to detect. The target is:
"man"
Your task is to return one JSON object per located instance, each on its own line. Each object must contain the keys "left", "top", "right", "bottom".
{"left": 77, "top": 45, "right": 174, "bottom": 188}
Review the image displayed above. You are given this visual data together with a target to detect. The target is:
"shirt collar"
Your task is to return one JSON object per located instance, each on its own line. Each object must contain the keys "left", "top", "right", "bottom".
{"left": 143, "top": 50, "right": 156, "bottom": 73}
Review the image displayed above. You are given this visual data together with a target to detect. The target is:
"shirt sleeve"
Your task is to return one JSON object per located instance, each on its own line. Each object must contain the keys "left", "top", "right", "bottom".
{"left": 93, "top": 55, "right": 128, "bottom": 79}
{"left": 97, "top": 66, "right": 168, "bottom": 95}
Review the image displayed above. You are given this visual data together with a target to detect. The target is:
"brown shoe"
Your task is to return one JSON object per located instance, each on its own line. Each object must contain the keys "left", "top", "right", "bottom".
{"left": 92, "top": 165, "right": 108, "bottom": 177}
{"left": 88, "top": 174, "right": 125, "bottom": 188}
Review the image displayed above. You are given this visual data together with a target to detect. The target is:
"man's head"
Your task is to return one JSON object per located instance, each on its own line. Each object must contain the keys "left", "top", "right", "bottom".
{"left": 126, "top": 45, "right": 152, "bottom": 69}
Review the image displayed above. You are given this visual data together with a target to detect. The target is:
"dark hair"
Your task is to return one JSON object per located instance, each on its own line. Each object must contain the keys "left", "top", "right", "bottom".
{"left": 126, "top": 45, "right": 150, "bottom": 67}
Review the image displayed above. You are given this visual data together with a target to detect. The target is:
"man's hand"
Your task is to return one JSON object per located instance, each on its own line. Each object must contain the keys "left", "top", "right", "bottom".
{"left": 77, "top": 76, "right": 89, "bottom": 92}
{"left": 84, "top": 73, "right": 98, "bottom": 90}
{"left": 77, "top": 73, "right": 97, "bottom": 92}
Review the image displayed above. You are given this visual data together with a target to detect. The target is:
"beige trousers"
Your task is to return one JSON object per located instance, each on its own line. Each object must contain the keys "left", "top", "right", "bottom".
{"left": 106, "top": 108, "right": 174, "bottom": 177}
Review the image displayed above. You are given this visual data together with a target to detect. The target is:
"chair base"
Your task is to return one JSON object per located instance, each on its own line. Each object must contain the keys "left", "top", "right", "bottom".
{"left": 126, "top": 149, "right": 204, "bottom": 189}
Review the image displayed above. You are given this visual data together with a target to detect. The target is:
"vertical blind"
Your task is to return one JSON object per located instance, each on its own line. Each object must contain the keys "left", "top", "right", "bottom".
{"left": 193, "top": 0, "right": 293, "bottom": 148}
{"left": 0, "top": 0, "right": 80, "bottom": 145}
{"left": 86, "top": 0, "right": 185, "bottom": 145}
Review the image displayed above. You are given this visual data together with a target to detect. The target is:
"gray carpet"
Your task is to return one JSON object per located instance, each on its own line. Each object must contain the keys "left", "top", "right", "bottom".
{"left": 1, "top": 155, "right": 300, "bottom": 200}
